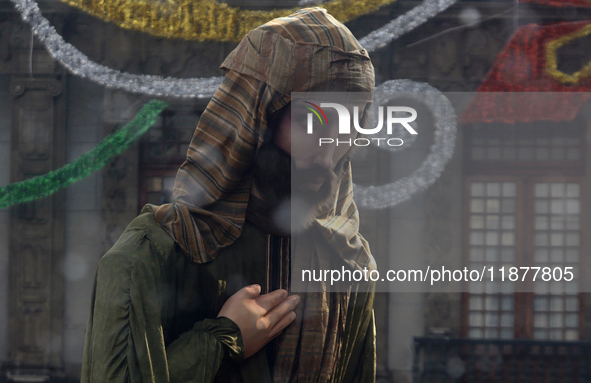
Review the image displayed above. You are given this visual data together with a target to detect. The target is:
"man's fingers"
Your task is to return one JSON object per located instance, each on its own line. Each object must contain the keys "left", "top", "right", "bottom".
{"left": 239, "top": 284, "right": 262, "bottom": 298}
{"left": 263, "top": 295, "right": 300, "bottom": 327}
{"left": 269, "top": 311, "right": 297, "bottom": 338}
{"left": 256, "top": 289, "right": 288, "bottom": 311}
{"left": 256, "top": 316, "right": 271, "bottom": 331}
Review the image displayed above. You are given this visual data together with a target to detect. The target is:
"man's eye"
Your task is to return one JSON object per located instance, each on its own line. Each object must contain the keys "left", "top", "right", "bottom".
{"left": 294, "top": 115, "right": 323, "bottom": 129}
{"left": 295, "top": 116, "right": 307, "bottom": 126}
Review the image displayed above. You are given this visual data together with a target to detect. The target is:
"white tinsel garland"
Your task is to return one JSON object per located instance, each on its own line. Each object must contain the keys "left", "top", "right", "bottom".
{"left": 10, "top": 0, "right": 223, "bottom": 98}
{"left": 353, "top": 80, "right": 457, "bottom": 209}
{"left": 10, "top": 0, "right": 457, "bottom": 98}
{"left": 9, "top": 0, "right": 458, "bottom": 209}
{"left": 359, "top": 0, "right": 457, "bottom": 51}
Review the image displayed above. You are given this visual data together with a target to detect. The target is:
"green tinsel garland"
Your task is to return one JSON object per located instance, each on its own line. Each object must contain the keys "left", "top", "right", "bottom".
{"left": 0, "top": 99, "right": 169, "bottom": 208}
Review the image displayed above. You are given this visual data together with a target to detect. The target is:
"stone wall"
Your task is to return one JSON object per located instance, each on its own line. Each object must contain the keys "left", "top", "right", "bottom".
{"left": 0, "top": 74, "right": 12, "bottom": 363}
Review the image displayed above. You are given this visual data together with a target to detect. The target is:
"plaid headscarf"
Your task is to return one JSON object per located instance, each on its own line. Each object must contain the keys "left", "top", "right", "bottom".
{"left": 151, "top": 7, "right": 376, "bottom": 382}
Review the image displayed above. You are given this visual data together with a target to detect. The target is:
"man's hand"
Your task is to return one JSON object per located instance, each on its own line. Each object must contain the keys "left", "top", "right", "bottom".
{"left": 217, "top": 284, "right": 300, "bottom": 359}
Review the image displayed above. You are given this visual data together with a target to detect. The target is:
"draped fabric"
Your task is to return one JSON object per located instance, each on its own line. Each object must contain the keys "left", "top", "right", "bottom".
{"left": 81, "top": 206, "right": 376, "bottom": 383}
{"left": 150, "top": 7, "right": 377, "bottom": 382}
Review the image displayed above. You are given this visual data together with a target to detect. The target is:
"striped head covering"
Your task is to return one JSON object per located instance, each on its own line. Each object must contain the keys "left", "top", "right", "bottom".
{"left": 151, "top": 7, "right": 376, "bottom": 382}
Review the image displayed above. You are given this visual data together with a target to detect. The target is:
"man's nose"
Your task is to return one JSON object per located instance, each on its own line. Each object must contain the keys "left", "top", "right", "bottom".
{"left": 313, "top": 140, "right": 336, "bottom": 170}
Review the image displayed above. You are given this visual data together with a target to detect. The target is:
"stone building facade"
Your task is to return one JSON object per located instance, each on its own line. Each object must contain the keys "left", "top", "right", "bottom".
{"left": 0, "top": 0, "right": 590, "bottom": 382}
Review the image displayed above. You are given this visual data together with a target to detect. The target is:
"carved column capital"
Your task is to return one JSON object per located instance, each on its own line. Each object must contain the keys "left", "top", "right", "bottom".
{"left": 10, "top": 78, "right": 62, "bottom": 97}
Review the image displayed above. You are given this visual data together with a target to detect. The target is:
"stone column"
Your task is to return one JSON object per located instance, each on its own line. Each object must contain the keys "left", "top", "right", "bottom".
{"left": 6, "top": 48, "right": 66, "bottom": 381}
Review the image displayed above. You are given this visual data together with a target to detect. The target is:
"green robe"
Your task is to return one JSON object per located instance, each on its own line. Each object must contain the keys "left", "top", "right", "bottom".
{"left": 81, "top": 206, "right": 376, "bottom": 383}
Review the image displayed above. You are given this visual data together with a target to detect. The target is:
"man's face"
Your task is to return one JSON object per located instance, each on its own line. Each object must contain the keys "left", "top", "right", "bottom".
{"left": 251, "top": 100, "right": 366, "bottom": 229}
{"left": 274, "top": 100, "right": 363, "bottom": 193}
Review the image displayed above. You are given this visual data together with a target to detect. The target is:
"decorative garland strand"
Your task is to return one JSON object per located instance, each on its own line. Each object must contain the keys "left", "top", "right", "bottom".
{"left": 58, "top": 0, "right": 398, "bottom": 42}
{"left": 9, "top": 0, "right": 458, "bottom": 98}
{"left": 353, "top": 80, "right": 457, "bottom": 209}
{"left": 6, "top": 0, "right": 459, "bottom": 209}
{"left": 359, "top": 0, "right": 456, "bottom": 51}
{"left": 0, "top": 100, "right": 168, "bottom": 209}
{"left": 546, "top": 23, "right": 591, "bottom": 84}
{"left": 11, "top": 0, "right": 224, "bottom": 98}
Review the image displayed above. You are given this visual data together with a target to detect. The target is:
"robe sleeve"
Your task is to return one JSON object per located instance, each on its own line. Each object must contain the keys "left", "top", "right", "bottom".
{"left": 166, "top": 317, "right": 244, "bottom": 382}
{"left": 81, "top": 226, "right": 244, "bottom": 383}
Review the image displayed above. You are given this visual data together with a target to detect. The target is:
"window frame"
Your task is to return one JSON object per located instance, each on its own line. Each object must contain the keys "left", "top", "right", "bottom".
{"left": 461, "top": 118, "right": 587, "bottom": 340}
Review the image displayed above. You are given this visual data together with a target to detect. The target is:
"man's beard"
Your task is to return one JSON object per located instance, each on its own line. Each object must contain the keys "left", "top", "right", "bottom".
{"left": 251, "top": 141, "right": 339, "bottom": 232}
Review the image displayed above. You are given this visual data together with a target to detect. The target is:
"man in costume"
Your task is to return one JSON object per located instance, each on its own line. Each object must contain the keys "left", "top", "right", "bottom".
{"left": 82, "top": 7, "right": 376, "bottom": 383}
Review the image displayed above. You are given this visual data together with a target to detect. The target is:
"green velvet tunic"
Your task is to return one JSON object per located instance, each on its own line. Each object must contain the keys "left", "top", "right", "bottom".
{"left": 81, "top": 207, "right": 376, "bottom": 383}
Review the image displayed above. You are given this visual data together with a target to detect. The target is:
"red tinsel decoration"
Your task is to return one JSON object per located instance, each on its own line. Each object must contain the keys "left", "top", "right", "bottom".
{"left": 520, "top": 0, "right": 591, "bottom": 8}
{"left": 462, "top": 21, "right": 591, "bottom": 123}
